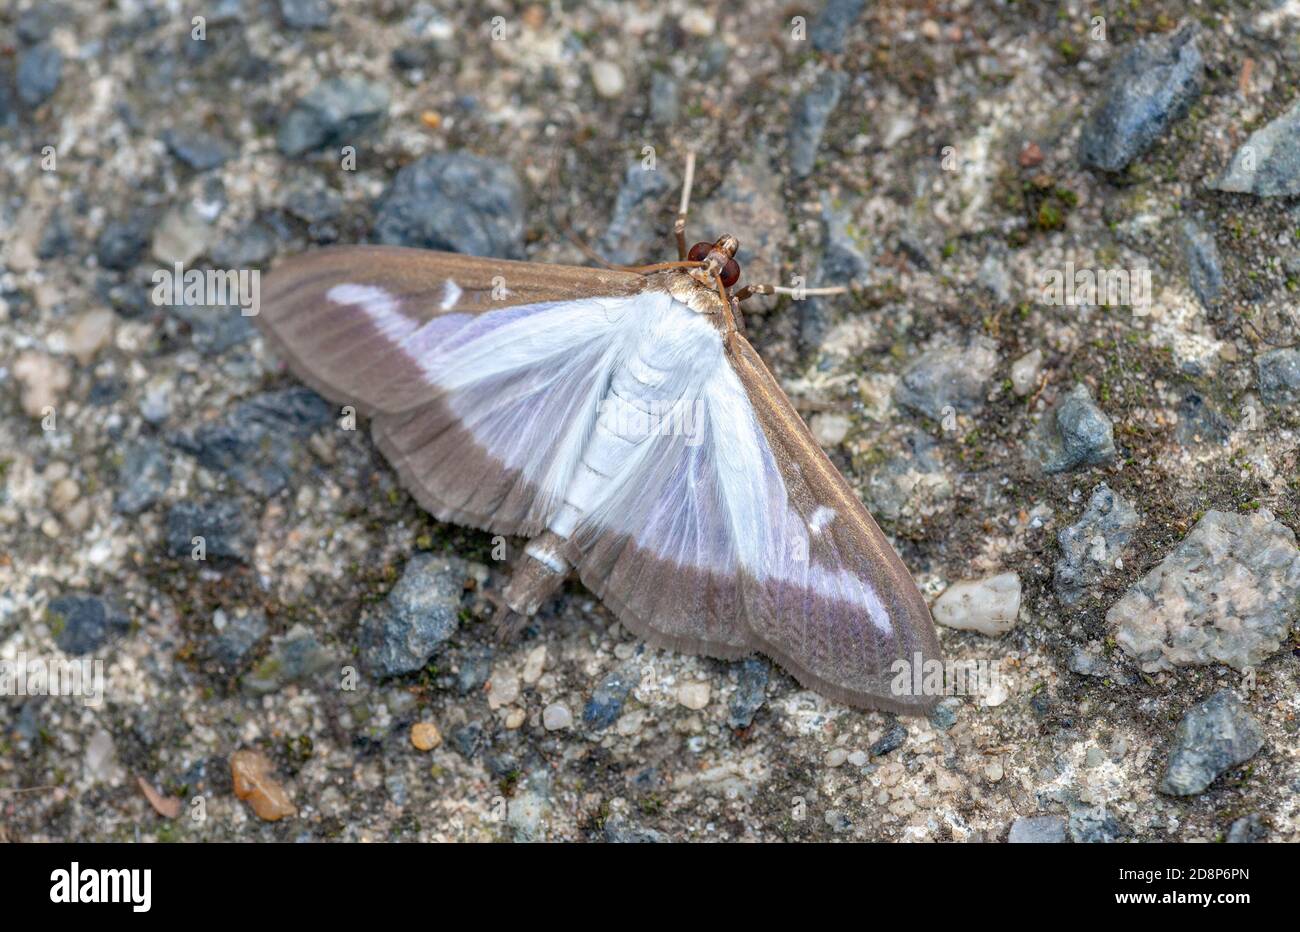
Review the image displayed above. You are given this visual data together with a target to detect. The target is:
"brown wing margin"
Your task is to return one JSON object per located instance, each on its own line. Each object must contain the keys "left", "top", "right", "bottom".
{"left": 727, "top": 332, "right": 944, "bottom": 714}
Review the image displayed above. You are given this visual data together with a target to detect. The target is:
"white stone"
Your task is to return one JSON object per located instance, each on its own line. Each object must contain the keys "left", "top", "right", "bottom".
{"left": 680, "top": 9, "right": 715, "bottom": 36}
{"left": 12, "top": 351, "right": 71, "bottom": 418}
{"left": 542, "top": 703, "right": 572, "bottom": 731}
{"left": 590, "top": 61, "right": 626, "bottom": 98}
{"left": 1010, "top": 348, "right": 1043, "bottom": 396}
{"left": 67, "top": 309, "right": 116, "bottom": 365}
{"left": 933, "top": 572, "right": 1022, "bottom": 636}
{"left": 487, "top": 670, "right": 520, "bottom": 709}
{"left": 522, "top": 645, "right": 547, "bottom": 684}
{"left": 676, "top": 682, "right": 711, "bottom": 710}
{"left": 810, "top": 411, "right": 851, "bottom": 447}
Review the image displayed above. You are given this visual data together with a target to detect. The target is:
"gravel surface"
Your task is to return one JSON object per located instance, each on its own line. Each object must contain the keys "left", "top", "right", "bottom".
{"left": 1, "top": 1, "right": 1297, "bottom": 842}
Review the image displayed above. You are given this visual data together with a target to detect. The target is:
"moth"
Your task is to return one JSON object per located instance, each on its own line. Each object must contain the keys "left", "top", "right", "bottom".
{"left": 258, "top": 156, "right": 941, "bottom": 713}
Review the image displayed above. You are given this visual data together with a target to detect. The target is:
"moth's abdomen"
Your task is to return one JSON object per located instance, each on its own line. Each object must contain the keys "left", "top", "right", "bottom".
{"left": 548, "top": 302, "right": 714, "bottom": 540}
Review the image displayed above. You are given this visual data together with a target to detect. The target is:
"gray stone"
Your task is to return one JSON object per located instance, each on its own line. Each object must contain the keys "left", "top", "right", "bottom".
{"left": 1067, "top": 803, "right": 1129, "bottom": 843}
{"left": 894, "top": 336, "right": 999, "bottom": 420}
{"left": 1110, "top": 510, "right": 1300, "bottom": 672}
{"left": 584, "top": 663, "right": 640, "bottom": 730}
{"left": 209, "top": 609, "right": 268, "bottom": 666}
{"left": 114, "top": 439, "right": 172, "bottom": 514}
{"left": 727, "top": 658, "right": 769, "bottom": 729}
{"left": 604, "top": 815, "right": 669, "bottom": 843}
{"left": 1226, "top": 813, "right": 1266, "bottom": 843}
{"left": 1008, "top": 815, "right": 1067, "bottom": 843}
{"left": 978, "top": 253, "right": 1012, "bottom": 304}
{"left": 163, "top": 127, "right": 235, "bottom": 171}
{"left": 870, "top": 723, "right": 907, "bottom": 757}
{"left": 167, "top": 300, "right": 256, "bottom": 355}
{"left": 47, "top": 595, "right": 130, "bottom": 655}
{"left": 1159, "top": 690, "right": 1263, "bottom": 796}
{"left": 599, "top": 161, "right": 675, "bottom": 265}
{"left": 1256, "top": 348, "right": 1300, "bottom": 406}
{"left": 96, "top": 212, "right": 154, "bottom": 271}
{"left": 277, "top": 77, "right": 389, "bottom": 157}
{"left": 1066, "top": 646, "right": 1107, "bottom": 677}
{"left": 1180, "top": 219, "right": 1223, "bottom": 310}
{"left": 244, "top": 624, "right": 336, "bottom": 694}
{"left": 1053, "top": 483, "right": 1140, "bottom": 607}
{"left": 16, "top": 42, "right": 63, "bottom": 108}
{"left": 278, "top": 0, "right": 332, "bottom": 29}
{"left": 810, "top": 0, "right": 866, "bottom": 54}
{"left": 171, "top": 388, "right": 333, "bottom": 497}
{"left": 0, "top": 75, "right": 17, "bottom": 131}
{"left": 284, "top": 181, "right": 343, "bottom": 224}
{"left": 1211, "top": 98, "right": 1300, "bottom": 197}
{"left": 165, "top": 500, "right": 253, "bottom": 561}
{"left": 1078, "top": 27, "right": 1202, "bottom": 172}
{"left": 1174, "top": 391, "right": 1232, "bottom": 447}
{"left": 648, "top": 72, "right": 679, "bottom": 126}
{"left": 803, "top": 197, "right": 871, "bottom": 348}
{"left": 362, "top": 554, "right": 466, "bottom": 676}
{"left": 789, "top": 70, "right": 846, "bottom": 179}
{"left": 456, "top": 645, "right": 493, "bottom": 694}
{"left": 866, "top": 430, "right": 952, "bottom": 522}
{"left": 17, "top": 4, "right": 70, "bottom": 43}
{"left": 928, "top": 699, "right": 959, "bottom": 731}
{"left": 507, "top": 770, "right": 550, "bottom": 842}
{"left": 209, "top": 221, "right": 277, "bottom": 269}
{"left": 374, "top": 152, "right": 525, "bottom": 259}
{"left": 1029, "top": 384, "right": 1115, "bottom": 473}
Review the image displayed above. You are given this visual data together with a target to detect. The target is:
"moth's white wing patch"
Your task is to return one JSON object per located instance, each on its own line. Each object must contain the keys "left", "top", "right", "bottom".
{"left": 328, "top": 283, "right": 413, "bottom": 342}
{"left": 560, "top": 303, "right": 894, "bottom": 636}
{"left": 439, "top": 279, "right": 462, "bottom": 310}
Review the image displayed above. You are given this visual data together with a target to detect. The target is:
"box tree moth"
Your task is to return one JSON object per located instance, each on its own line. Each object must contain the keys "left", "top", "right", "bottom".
{"left": 258, "top": 156, "right": 941, "bottom": 713}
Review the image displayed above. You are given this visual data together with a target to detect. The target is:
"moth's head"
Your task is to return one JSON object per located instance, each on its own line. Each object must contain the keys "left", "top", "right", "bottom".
{"left": 685, "top": 235, "right": 741, "bottom": 291}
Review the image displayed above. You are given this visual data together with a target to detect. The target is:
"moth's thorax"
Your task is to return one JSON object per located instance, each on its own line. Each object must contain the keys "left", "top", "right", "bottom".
{"left": 654, "top": 269, "right": 730, "bottom": 319}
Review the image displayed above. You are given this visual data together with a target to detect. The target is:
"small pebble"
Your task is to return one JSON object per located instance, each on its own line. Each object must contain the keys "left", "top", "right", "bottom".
{"left": 13, "top": 350, "right": 71, "bottom": 417}
{"left": 522, "top": 645, "right": 547, "bottom": 684}
{"left": 676, "top": 682, "right": 711, "bottom": 710}
{"left": 1010, "top": 349, "right": 1043, "bottom": 396}
{"left": 410, "top": 722, "right": 442, "bottom": 751}
{"left": 542, "top": 703, "right": 573, "bottom": 731}
{"left": 932, "top": 572, "right": 1022, "bottom": 637}
{"left": 591, "top": 61, "right": 626, "bottom": 99}
{"left": 487, "top": 671, "right": 520, "bottom": 710}
{"left": 67, "top": 309, "right": 116, "bottom": 365}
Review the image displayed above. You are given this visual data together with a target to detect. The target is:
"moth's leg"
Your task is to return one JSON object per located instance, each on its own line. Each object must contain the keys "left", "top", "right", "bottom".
{"left": 674, "top": 150, "right": 697, "bottom": 260}
{"left": 493, "top": 533, "right": 572, "bottom": 641}
{"left": 735, "top": 283, "right": 849, "bottom": 302}
{"left": 491, "top": 603, "right": 529, "bottom": 642}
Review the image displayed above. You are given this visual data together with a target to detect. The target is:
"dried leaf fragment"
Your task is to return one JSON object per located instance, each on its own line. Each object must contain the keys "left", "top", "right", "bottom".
{"left": 137, "top": 776, "right": 182, "bottom": 819}
{"left": 230, "top": 749, "right": 296, "bottom": 821}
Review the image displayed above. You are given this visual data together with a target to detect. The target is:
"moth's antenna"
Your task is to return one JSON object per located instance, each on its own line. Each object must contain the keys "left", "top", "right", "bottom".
{"left": 674, "top": 150, "right": 697, "bottom": 260}
{"left": 734, "top": 283, "right": 850, "bottom": 302}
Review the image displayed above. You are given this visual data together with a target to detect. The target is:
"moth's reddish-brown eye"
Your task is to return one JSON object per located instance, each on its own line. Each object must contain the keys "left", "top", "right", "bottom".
{"left": 720, "top": 259, "right": 740, "bottom": 288}
{"left": 687, "top": 242, "right": 711, "bottom": 262}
